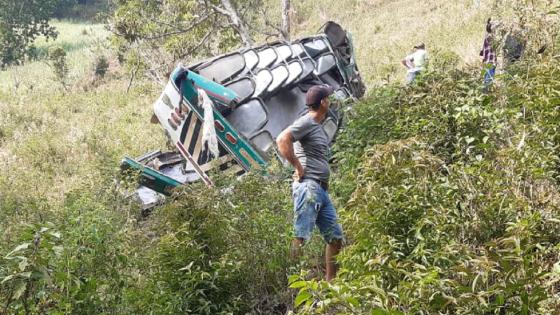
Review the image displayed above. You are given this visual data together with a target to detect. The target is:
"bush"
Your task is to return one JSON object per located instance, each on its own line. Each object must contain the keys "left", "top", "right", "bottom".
{"left": 94, "top": 55, "right": 109, "bottom": 78}
{"left": 122, "top": 173, "right": 296, "bottom": 314}
{"left": 430, "top": 48, "right": 461, "bottom": 72}
{"left": 292, "top": 46, "right": 560, "bottom": 314}
{"left": 48, "top": 46, "right": 69, "bottom": 89}
{"left": 0, "top": 186, "right": 135, "bottom": 314}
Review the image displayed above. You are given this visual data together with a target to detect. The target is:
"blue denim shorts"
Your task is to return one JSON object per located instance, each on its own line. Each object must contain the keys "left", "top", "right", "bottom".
{"left": 292, "top": 179, "right": 344, "bottom": 243}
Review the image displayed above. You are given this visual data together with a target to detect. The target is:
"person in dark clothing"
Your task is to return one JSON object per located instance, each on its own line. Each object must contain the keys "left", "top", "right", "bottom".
{"left": 503, "top": 24, "right": 527, "bottom": 66}
{"left": 503, "top": 34, "right": 525, "bottom": 63}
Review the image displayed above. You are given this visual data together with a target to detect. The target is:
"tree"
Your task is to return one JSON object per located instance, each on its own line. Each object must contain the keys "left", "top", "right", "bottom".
{"left": 53, "top": 0, "right": 111, "bottom": 21}
{"left": 212, "top": 0, "right": 254, "bottom": 47}
{"left": 281, "top": 0, "right": 290, "bottom": 40}
{"left": 110, "top": 0, "right": 290, "bottom": 84}
{"left": 0, "top": 0, "right": 59, "bottom": 68}
{"left": 111, "top": 0, "right": 237, "bottom": 84}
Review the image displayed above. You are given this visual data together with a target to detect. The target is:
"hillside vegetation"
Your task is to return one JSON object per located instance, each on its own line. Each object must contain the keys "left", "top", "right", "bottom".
{"left": 1, "top": 0, "right": 559, "bottom": 314}
{"left": 295, "top": 54, "right": 560, "bottom": 314}
{"left": 290, "top": 0, "right": 489, "bottom": 86}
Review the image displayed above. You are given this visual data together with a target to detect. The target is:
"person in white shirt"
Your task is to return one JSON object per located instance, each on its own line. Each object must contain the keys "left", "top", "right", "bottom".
{"left": 401, "top": 43, "right": 427, "bottom": 85}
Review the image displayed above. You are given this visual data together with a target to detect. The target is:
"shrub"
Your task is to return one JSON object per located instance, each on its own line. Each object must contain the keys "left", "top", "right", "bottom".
{"left": 48, "top": 46, "right": 69, "bottom": 89}
{"left": 292, "top": 41, "right": 560, "bottom": 315}
{"left": 0, "top": 223, "right": 63, "bottom": 314}
{"left": 94, "top": 55, "right": 109, "bottom": 78}
{"left": 0, "top": 185, "right": 139, "bottom": 314}
{"left": 429, "top": 48, "right": 461, "bottom": 72}
{"left": 121, "top": 173, "right": 296, "bottom": 314}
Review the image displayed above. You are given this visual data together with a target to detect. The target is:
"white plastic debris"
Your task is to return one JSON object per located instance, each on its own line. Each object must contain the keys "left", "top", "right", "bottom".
{"left": 198, "top": 89, "right": 220, "bottom": 158}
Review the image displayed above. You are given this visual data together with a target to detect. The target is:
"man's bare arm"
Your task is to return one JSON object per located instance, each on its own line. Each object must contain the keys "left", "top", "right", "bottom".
{"left": 276, "top": 128, "right": 305, "bottom": 180}
{"left": 401, "top": 59, "right": 409, "bottom": 68}
{"left": 402, "top": 57, "right": 413, "bottom": 69}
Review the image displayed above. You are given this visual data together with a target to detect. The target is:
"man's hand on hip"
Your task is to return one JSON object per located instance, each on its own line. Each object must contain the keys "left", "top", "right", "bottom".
{"left": 295, "top": 166, "right": 305, "bottom": 182}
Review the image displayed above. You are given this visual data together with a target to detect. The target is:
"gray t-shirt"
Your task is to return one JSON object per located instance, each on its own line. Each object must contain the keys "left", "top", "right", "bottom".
{"left": 290, "top": 114, "right": 330, "bottom": 182}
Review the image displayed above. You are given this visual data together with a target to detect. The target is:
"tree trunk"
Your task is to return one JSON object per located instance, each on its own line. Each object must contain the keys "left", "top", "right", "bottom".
{"left": 281, "top": 0, "right": 290, "bottom": 41}
{"left": 219, "top": 0, "right": 253, "bottom": 47}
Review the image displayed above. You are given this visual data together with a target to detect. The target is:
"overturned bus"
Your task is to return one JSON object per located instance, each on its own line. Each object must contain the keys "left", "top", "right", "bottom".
{"left": 121, "top": 21, "right": 366, "bottom": 208}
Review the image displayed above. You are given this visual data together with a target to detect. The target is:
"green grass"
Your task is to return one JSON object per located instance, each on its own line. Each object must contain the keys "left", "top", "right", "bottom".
{"left": 0, "top": 20, "right": 164, "bottom": 203}
{"left": 0, "top": 21, "right": 109, "bottom": 92}
{"left": 0, "top": 3, "right": 559, "bottom": 314}
{"left": 292, "top": 50, "right": 560, "bottom": 314}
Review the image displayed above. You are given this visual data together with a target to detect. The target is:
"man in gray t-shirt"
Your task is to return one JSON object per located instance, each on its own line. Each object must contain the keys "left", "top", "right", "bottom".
{"left": 276, "top": 84, "right": 344, "bottom": 281}
{"left": 291, "top": 114, "right": 330, "bottom": 183}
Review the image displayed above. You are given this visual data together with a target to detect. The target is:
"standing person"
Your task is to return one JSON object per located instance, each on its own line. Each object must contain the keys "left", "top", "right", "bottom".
{"left": 276, "top": 84, "right": 344, "bottom": 281}
{"left": 480, "top": 18, "right": 497, "bottom": 86}
{"left": 503, "top": 24, "right": 526, "bottom": 66}
{"left": 401, "top": 43, "right": 427, "bottom": 85}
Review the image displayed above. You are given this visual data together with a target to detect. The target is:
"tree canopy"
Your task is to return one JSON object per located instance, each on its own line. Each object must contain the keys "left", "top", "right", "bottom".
{"left": 0, "top": 0, "right": 59, "bottom": 68}
{"left": 110, "top": 0, "right": 287, "bottom": 84}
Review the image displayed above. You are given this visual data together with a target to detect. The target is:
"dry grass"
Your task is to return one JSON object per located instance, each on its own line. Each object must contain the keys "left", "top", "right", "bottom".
{"left": 0, "top": 21, "right": 165, "bottom": 203}
{"left": 0, "top": 1, "right": 539, "bottom": 203}
{"left": 288, "top": 0, "right": 490, "bottom": 88}
{"left": 0, "top": 1, "right": 500, "bottom": 205}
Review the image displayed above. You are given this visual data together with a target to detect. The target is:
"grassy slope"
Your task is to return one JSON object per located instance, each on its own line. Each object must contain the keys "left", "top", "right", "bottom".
{"left": 0, "top": 1, "right": 558, "bottom": 314}
{"left": 0, "top": 0, "right": 490, "bottom": 227}
{"left": 320, "top": 61, "right": 560, "bottom": 313}
{"left": 0, "top": 22, "right": 165, "bottom": 201}
{"left": 290, "top": 0, "right": 489, "bottom": 87}
{"left": 0, "top": 21, "right": 109, "bottom": 91}
{"left": 0, "top": 1, "right": 490, "bottom": 203}
{"left": 0, "top": 21, "right": 169, "bottom": 314}
{"left": 286, "top": 1, "right": 560, "bottom": 313}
